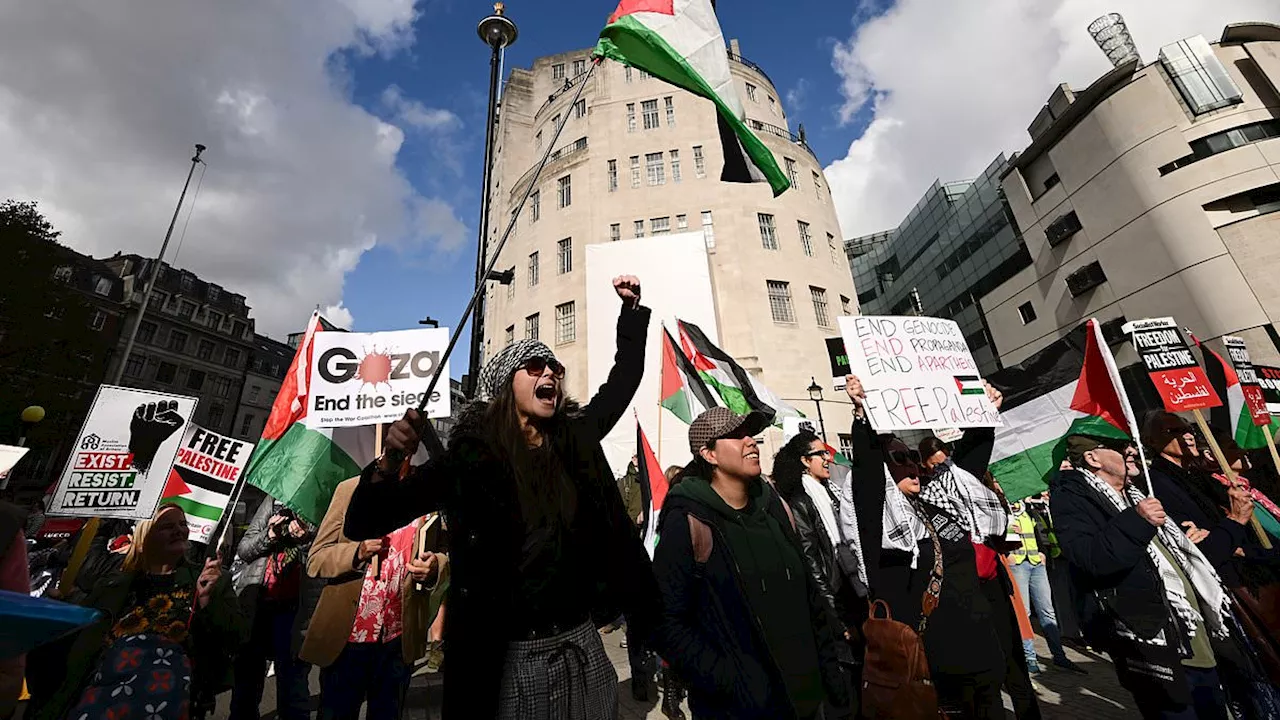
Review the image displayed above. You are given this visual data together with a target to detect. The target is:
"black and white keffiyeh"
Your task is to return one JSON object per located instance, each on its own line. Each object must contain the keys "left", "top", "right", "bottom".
{"left": 1078, "top": 467, "right": 1232, "bottom": 647}
{"left": 828, "top": 468, "right": 870, "bottom": 587}
{"left": 882, "top": 466, "right": 928, "bottom": 567}
{"left": 478, "top": 339, "right": 559, "bottom": 400}
{"left": 920, "top": 460, "right": 1008, "bottom": 543}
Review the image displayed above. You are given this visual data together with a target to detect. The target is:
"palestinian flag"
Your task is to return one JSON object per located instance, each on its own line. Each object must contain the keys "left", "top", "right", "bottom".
{"left": 955, "top": 376, "right": 985, "bottom": 396}
{"left": 245, "top": 312, "right": 377, "bottom": 525}
{"left": 677, "top": 319, "right": 803, "bottom": 425}
{"left": 160, "top": 464, "right": 232, "bottom": 539}
{"left": 1195, "top": 334, "right": 1280, "bottom": 450}
{"left": 988, "top": 319, "right": 1137, "bottom": 501}
{"left": 595, "top": 0, "right": 790, "bottom": 196}
{"left": 660, "top": 325, "right": 718, "bottom": 423}
{"left": 637, "top": 422, "right": 668, "bottom": 559}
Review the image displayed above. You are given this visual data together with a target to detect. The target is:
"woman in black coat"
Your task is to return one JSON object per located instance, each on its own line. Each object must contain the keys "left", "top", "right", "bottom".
{"left": 343, "top": 276, "right": 658, "bottom": 720}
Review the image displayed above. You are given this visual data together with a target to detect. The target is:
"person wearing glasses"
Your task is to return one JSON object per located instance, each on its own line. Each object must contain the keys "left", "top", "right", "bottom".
{"left": 342, "top": 276, "right": 659, "bottom": 720}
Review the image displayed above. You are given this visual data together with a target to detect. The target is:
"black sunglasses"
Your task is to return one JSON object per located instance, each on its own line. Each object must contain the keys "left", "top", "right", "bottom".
{"left": 803, "top": 449, "right": 831, "bottom": 459}
{"left": 521, "top": 357, "right": 566, "bottom": 378}
{"left": 889, "top": 449, "right": 922, "bottom": 466}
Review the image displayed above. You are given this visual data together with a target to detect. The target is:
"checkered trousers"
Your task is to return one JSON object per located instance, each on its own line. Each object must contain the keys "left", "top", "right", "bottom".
{"left": 496, "top": 620, "right": 619, "bottom": 720}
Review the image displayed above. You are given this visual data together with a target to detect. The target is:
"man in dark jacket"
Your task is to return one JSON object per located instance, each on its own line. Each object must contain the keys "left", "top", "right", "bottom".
{"left": 1052, "top": 433, "right": 1230, "bottom": 720}
{"left": 229, "top": 497, "right": 315, "bottom": 720}
{"left": 652, "top": 408, "right": 850, "bottom": 720}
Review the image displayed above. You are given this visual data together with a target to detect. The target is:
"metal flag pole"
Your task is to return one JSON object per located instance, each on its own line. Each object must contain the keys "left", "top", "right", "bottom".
{"left": 385, "top": 58, "right": 603, "bottom": 468}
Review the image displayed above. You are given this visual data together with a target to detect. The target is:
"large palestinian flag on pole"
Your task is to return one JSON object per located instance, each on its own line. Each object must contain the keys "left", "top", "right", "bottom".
{"left": 595, "top": 0, "right": 790, "bottom": 196}
{"left": 677, "top": 319, "right": 803, "bottom": 425}
{"left": 988, "top": 319, "right": 1138, "bottom": 501}
{"left": 637, "top": 422, "right": 668, "bottom": 558}
{"left": 245, "top": 312, "right": 377, "bottom": 525}
{"left": 660, "top": 325, "right": 719, "bottom": 423}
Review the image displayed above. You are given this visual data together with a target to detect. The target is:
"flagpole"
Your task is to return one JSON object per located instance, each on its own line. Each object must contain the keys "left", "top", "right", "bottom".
{"left": 386, "top": 58, "right": 602, "bottom": 468}
{"left": 1193, "top": 409, "right": 1273, "bottom": 549}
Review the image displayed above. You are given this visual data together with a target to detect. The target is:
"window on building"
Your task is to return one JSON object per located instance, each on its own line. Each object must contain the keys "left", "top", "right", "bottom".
{"left": 812, "top": 171, "right": 822, "bottom": 197}
{"left": 180, "top": 300, "right": 196, "bottom": 317}
{"left": 168, "top": 330, "right": 188, "bottom": 353}
{"left": 53, "top": 265, "right": 72, "bottom": 283}
{"left": 634, "top": 220, "right": 645, "bottom": 238}
{"left": 745, "top": 83, "right": 758, "bottom": 102}
{"left": 551, "top": 114, "right": 561, "bottom": 132}
{"left": 508, "top": 268, "right": 516, "bottom": 299}
{"left": 768, "top": 95, "right": 777, "bottom": 114}
{"left": 642, "top": 99, "right": 660, "bottom": 130}
{"left": 1065, "top": 261, "right": 1108, "bottom": 297}
{"left": 239, "top": 413, "right": 255, "bottom": 437}
{"left": 798, "top": 221, "right": 813, "bottom": 257}
{"left": 528, "top": 251, "right": 540, "bottom": 287}
{"left": 607, "top": 159, "right": 618, "bottom": 192}
{"left": 810, "top": 286, "right": 831, "bottom": 327}
{"left": 838, "top": 434, "right": 854, "bottom": 460}
{"left": 639, "top": 68, "right": 652, "bottom": 80}
{"left": 180, "top": 275, "right": 193, "bottom": 292}
{"left": 702, "top": 211, "right": 715, "bottom": 249}
{"left": 767, "top": 281, "right": 796, "bottom": 323}
{"left": 557, "top": 238, "right": 573, "bottom": 274}
{"left": 677, "top": 214, "right": 688, "bottom": 231}
{"left": 208, "top": 404, "right": 225, "bottom": 429}
{"left": 557, "top": 175, "right": 572, "bottom": 208}
{"left": 646, "top": 152, "right": 665, "bottom": 186}
{"left": 574, "top": 98, "right": 586, "bottom": 119}
{"left": 224, "top": 347, "right": 241, "bottom": 368}
{"left": 625, "top": 66, "right": 633, "bottom": 83}
{"left": 1018, "top": 301, "right": 1037, "bottom": 325}
{"left": 197, "top": 339, "right": 214, "bottom": 360}
{"left": 123, "top": 352, "right": 146, "bottom": 377}
{"left": 785, "top": 157, "right": 799, "bottom": 188}
{"left": 207, "top": 285, "right": 220, "bottom": 303}
{"left": 627, "top": 156, "right": 641, "bottom": 189}
{"left": 249, "top": 385, "right": 261, "bottom": 403}
{"left": 556, "top": 302, "right": 576, "bottom": 344}
{"left": 155, "top": 361, "right": 177, "bottom": 384}
{"left": 651, "top": 217, "right": 671, "bottom": 235}
{"left": 505, "top": 325, "right": 514, "bottom": 345}
{"left": 186, "top": 369, "right": 206, "bottom": 391}
{"left": 573, "top": 58, "right": 586, "bottom": 76}
{"left": 758, "top": 213, "right": 778, "bottom": 250}
{"left": 138, "top": 321, "right": 157, "bottom": 344}
{"left": 670, "top": 149, "right": 681, "bottom": 182}
{"left": 627, "top": 103, "right": 636, "bottom": 132}
{"left": 1159, "top": 35, "right": 1243, "bottom": 115}
{"left": 840, "top": 295, "right": 852, "bottom": 316}
{"left": 664, "top": 96, "right": 675, "bottom": 127}
{"left": 208, "top": 311, "right": 223, "bottom": 330}
{"left": 827, "top": 233, "right": 839, "bottom": 266}
{"left": 530, "top": 190, "right": 540, "bottom": 222}
{"left": 535, "top": 130, "right": 542, "bottom": 150}
{"left": 552, "top": 62, "right": 565, "bottom": 80}
{"left": 693, "top": 145, "right": 706, "bottom": 178}
{"left": 88, "top": 309, "right": 106, "bottom": 331}
{"left": 212, "top": 377, "right": 233, "bottom": 398}
{"left": 94, "top": 277, "right": 112, "bottom": 296}
{"left": 609, "top": 223, "right": 621, "bottom": 242}
{"left": 525, "top": 313, "right": 540, "bottom": 341}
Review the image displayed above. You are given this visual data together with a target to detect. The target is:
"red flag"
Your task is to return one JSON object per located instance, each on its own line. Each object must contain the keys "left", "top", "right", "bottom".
{"left": 637, "top": 422, "right": 667, "bottom": 558}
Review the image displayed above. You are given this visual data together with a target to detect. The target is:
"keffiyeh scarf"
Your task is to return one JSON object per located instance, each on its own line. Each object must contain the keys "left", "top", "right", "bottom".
{"left": 920, "top": 460, "right": 1008, "bottom": 543}
{"left": 477, "top": 339, "right": 559, "bottom": 400}
{"left": 829, "top": 466, "right": 870, "bottom": 587}
{"left": 1079, "top": 468, "right": 1232, "bottom": 647}
{"left": 882, "top": 466, "right": 928, "bottom": 568}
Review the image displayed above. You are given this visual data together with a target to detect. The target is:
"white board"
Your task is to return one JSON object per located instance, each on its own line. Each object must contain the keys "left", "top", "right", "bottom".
{"left": 306, "top": 327, "right": 452, "bottom": 427}
{"left": 0, "top": 444, "right": 29, "bottom": 490}
{"left": 48, "top": 385, "right": 198, "bottom": 520}
{"left": 586, "top": 232, "right": 720, "bottom": 476}
{"left": 838, "top": 315, "right": 1002, "bottom": 432}
{"left": 163, "top": 424, "right": 255, "bottom": 543}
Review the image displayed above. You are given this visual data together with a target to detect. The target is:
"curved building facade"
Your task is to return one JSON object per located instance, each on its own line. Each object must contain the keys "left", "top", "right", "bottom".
{"left": 482, "top": 42, "right": 858, "bottom": 460}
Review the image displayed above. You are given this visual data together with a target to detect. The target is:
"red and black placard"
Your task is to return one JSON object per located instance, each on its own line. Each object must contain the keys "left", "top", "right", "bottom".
{"left": 1122, "top": 317, "right": 1221, "bottom": 412}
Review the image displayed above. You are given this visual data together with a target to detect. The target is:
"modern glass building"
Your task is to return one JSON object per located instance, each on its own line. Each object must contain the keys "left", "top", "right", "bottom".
{"left": 846, "top": 154, "right": 1032, "bottom": 373}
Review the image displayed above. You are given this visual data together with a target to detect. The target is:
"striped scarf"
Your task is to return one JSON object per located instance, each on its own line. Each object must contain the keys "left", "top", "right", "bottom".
{"left": 920, "top": 460, "right": 1007, "bottom": 543}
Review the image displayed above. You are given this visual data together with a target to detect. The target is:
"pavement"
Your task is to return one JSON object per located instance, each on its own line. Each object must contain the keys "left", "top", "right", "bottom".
{"left": 209, "top": 629, "right": 1137, "bottom": 719}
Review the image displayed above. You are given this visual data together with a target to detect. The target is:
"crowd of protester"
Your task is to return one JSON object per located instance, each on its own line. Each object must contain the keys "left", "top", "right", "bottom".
{"left": 3, "top": 274, "right": 1280, "bottom": 720}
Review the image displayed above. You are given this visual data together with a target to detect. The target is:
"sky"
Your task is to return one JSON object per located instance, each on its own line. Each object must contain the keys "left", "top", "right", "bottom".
{"left": 2, "top": 0, "right": 1277, "bottom": 365}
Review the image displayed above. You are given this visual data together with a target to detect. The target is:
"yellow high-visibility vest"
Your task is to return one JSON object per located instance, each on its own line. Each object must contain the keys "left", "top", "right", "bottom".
{"left": 1008, "top": 510, "right": 1044, "bottom": 565}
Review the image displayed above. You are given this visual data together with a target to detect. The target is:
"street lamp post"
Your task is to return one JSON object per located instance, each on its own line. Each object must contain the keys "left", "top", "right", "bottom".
{"left": 807, "top": 377, "right": 828, "bottom": 444}
{"left": 464, "top": 3, "right": 518, "bottom": 398}
{"left": 112, "top": 144, "right": 207, "bottom": 385}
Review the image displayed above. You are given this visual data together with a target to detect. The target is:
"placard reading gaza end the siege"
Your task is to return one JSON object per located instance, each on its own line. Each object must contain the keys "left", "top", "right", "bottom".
{"left": 306, "top": 327, "right": 452, "bottom": 428}
{"left": 48, "top": 385, "right": 198, "bottom": 520}
{"left": 1223, "top": 336, "right": 1271, "bottom": 427}
{"left": 837, "top": 315, "right": 1002, "bottom": 432}
{"left": 1122, "top": 317, "right": 1221, "bottom": 413}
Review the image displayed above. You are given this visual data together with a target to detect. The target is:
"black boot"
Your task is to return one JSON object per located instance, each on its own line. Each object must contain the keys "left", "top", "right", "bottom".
{"left": 631, "top": 674, "right": 649, "bottom": 703}
{"left": 661, "top": 672, "right": 686, "bottom": 720}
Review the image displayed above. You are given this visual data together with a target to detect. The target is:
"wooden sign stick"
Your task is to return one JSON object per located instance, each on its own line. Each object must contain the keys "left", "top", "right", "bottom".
{"left": 1191, "top": 409, "right": 1272, "bottom": 549}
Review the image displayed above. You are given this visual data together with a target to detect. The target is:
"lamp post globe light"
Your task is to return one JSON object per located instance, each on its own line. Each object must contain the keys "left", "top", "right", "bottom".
{"left": 807, "top": 378, "right": 827, "bottom": 443}
{"left": 18, "top": 405, "right": 46, "bottom": 447}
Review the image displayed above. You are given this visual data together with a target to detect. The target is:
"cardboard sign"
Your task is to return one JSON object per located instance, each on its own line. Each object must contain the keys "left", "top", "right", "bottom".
{"left": 0, "top": 444, "right": 30, "bottom": 490}
{"left": 1122, "top": 318, "right": 1221, "bottom": 412}
{"left": 48, "top": 385, "right": 198, "bottom": 520}
{"left": 306, "top": 327, "right": 452, "bottom": 428}
{"left": 1254, "top": 365, "right": 1280, "bottom": 415}
{"left": 826, "top": 337, "right": 851, "bottom": 391}
{"left": 838, "top": 315, "right": 1002, "bottom": 431}
{"left": 1222, "top": 336, "right": 1271, "bottom": 426}
{"left": 161, "top": 424, "right": 255, "bottom": 542}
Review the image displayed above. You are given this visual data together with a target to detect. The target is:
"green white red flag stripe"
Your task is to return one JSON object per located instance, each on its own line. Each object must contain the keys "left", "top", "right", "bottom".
{"left": 1195, "top": 335, "right": 1280, "bottom": 450}
{"left": 955, "top": 376, "right": 985, "bottom": 396}
{"left": 637, "top": 421, "right": 668, "bottom": 559}
{"left": 676, "top": 319, "right": 802, "bottom": 425}
{"left": 594, "top": 0, "right": 790, "bottom": 195}
{"left": 660, "top": 325, "right": 718, "bottom": 424}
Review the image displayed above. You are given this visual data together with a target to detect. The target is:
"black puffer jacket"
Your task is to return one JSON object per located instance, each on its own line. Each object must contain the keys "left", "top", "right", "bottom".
{"left": 343, "top": 304, "right": 658, "bottom": 720}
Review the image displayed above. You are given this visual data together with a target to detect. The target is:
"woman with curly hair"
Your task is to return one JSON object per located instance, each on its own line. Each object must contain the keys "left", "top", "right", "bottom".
{"left": 31, "top": 504, "right": 245, "bottom": 720}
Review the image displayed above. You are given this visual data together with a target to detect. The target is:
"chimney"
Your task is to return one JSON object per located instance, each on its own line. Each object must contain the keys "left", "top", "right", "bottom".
{"left": 729, "top": 38, "right": 741, "bottom": 57}
{"left": 1088, "top": 13, "right": 1140, "bottom": 67}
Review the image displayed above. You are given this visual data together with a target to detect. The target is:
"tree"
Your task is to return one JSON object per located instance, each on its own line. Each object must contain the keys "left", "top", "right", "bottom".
{"left": 0, "top": 199, "right": 61, "bottom": 243}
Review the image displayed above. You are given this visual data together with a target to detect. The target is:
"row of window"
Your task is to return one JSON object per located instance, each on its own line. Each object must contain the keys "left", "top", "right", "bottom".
{"left": 743, "top": 82, "right": 780, "bottom": 118}
{"left": 52, "top": 266, "right": 115, "bottom": 296}
{"left": 534, "top": 101, "right": 589, "bottom": 150}
{"left": 527, "top": 175, "right": 573, "bottom": 222}
{"left": 607, "top": 146, "right": 707, "bottom": 191}
{"left": 626, "top": 97, "right": 677, "bottom": 133}
{"left": 551, "top": 58, "right": 591, "bottom": 81}
{"left": 505, "top": 301, "right": 579, "bottom": 346}
{"left": 765, "top": 281, "right": 850, "bottom": 328}
{"left": 522, "top": 237, "right": 576, "bottom": 289}
{"left": 135, "top": 320, "right": 244, "bottom": 368}
{"left": 124, "top": 351, "right": 237, "bottom": 398}
{"left": 42, "top": 304, "right": 109, "bottom": 331}
{"left": 150, "top": 290, "right": 250, "bottom": 339}
{"left": 757, "top": 213, "right": 842, "bottom": 264}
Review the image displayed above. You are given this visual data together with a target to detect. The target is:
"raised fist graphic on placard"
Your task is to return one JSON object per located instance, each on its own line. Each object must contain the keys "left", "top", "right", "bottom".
{"left": 128, "top": 401, "right": 185, "bottom": 474}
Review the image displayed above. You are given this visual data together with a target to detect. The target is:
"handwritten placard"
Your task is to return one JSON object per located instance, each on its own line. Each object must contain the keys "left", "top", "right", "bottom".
{"left": 837, "top": 315, "right": 1002, "bottom": 431}
{"left": 1122, "top": 317, "right": 1221, "bottom": 413}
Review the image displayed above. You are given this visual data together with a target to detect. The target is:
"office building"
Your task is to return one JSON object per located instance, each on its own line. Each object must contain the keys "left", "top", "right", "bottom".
{"left": 981, "top": 23, "right": 1280, "bottom": 371}
{"left": 481, "top": 41, "right": 858, "bottom": 451}
{"left": 846, "top": 155, "right": 1031, "bottom": 373}
{"left": 232, "top": 334, "right": 295, "bottom": 442}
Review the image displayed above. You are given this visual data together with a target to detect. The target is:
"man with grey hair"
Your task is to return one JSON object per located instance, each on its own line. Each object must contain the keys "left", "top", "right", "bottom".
{"left": 1050, "top": 434, "right": 1230, "bottom": 720}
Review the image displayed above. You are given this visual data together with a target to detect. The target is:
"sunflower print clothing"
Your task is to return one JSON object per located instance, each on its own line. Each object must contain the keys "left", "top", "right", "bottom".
{"left": 108, "top": 573, "right": 194, "bottom": 646}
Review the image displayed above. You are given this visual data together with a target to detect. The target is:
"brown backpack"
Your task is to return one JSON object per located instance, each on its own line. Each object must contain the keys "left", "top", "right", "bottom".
{"left": 860, "top": 508, "right": 945, "bottom": 720}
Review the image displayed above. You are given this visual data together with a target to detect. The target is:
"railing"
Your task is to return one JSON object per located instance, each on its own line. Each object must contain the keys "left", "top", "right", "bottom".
{"left": 749, "top": 119, "right": 818, "bottom": 163}
{"left": 510, "top": 137, "right": 589, "bottom": 200}
{"left": 537, "top": 70, "right": 593, "bottom": 118}
{"left": 727, "top": 51, "right": 775, "bottom": 87}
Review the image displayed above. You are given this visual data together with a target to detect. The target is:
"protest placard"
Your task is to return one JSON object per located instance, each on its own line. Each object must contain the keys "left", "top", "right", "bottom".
{"left": 0, "top": 444, "right": 30, "bottom": 490}
{"left": 1223, "top": 336, "right": 1271, "bottom": 426}
{"left": 826, "top": 337, "right": 851, "bottom": 391}
{"left": 837, "top": 315, "right": 1002, "bottom": 431}
{"left": 782, "top": 416, "right": 824, "bottom": 443}
{"left": 159, "top": 424, "right": 255, "bottom": 543}
{"left": 1256, "top": 365, "right": 1280, "bottom": 414}
{"left": 307, "top": 327, "right": 452, "bottom": 428}
{"left": 1122, "top": 318, "right": 1221, "bottom": 412}
{"left": 48, "top": 386, "right": 198, "bottom": 520}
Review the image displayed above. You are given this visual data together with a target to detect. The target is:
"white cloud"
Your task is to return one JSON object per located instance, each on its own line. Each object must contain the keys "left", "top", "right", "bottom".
{"left": 321, "top": 303, "right": 356, "bottom": 330}
{"left": 825, "top": 0, "right": 1280, "bottom": 239}
{"left": 0, "top": 0, "right": 468, "bottom": 337}
{"left": 382, "top": 85, "right": 461, "bottom": 132}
